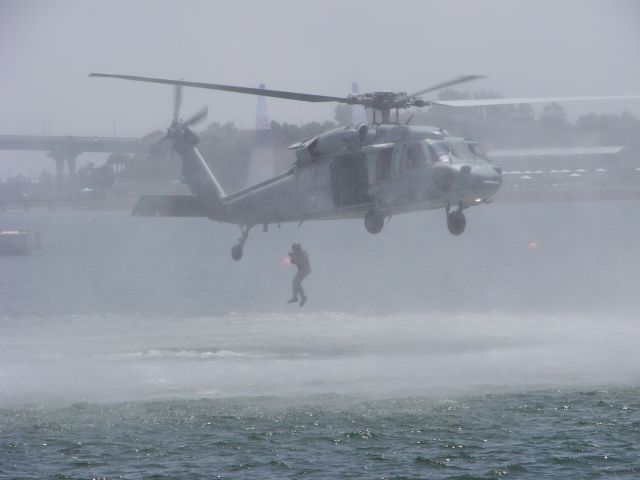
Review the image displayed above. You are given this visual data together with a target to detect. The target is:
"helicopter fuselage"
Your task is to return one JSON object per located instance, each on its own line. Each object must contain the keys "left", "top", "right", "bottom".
{"left": 133, "top": 122, "right": 502, "bottom": 259}
{"left": 200, "top": 124, "right": 502, "bottom": 227}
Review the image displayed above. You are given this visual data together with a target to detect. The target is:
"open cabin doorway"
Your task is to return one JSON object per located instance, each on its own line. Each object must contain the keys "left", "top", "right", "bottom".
{"left": 330, "top": 153, "right": 370, "bottom": 207}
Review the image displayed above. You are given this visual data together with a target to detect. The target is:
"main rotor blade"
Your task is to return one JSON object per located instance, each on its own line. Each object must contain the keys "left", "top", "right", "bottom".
{"left": 173, "top": 85, "right": 183, "bottom": 124}
{"left": 90, "top": 73, "right": 348, "bottom": 103}
{"left": 409, "top": 75, "right": 485, "bottom": 98}
{"left": 432, "top": 94, "right": 640, "bottom": 107}
{"left": 183, "top": 106, "right": 208, "bottom": 128}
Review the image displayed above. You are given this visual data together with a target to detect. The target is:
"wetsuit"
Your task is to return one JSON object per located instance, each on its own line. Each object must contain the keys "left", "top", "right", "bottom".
{"left": 289, "top": 248, "right": 311, "bottom": 304}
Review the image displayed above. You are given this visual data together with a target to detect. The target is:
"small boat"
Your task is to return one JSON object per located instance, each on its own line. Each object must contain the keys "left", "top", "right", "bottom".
{"left": 0, "top": 230, "right": 42, "bottom": 255}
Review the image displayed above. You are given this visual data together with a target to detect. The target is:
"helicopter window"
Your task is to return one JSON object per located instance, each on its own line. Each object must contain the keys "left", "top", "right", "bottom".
{"left": 392, "top": 146, "right": 405, "bottom": 177}
{"left": 447, "top": 140, "right": 476, "bottom": 162}
{"left": 467, "top": 142, "right": 490, "bottom": 162}
{"left": 428, "top": 142, "right": 452, "bottom": 163}
{"left": 406, "top": 143, "right": 426, "bottom": 169}
{"left": 376, "top": 148, "right": 393, "bottom": 181}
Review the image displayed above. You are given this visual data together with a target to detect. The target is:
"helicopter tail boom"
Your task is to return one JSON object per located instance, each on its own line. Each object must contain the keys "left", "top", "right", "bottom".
{"left": 132, "top": 194, "right": 211, "bottom": 217}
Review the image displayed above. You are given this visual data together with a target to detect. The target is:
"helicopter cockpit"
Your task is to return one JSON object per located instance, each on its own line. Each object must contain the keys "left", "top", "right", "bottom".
{"left": 396, "top": 138, "right": 502, "bottom": 199}
{"left": 408, "top": 138, "right": 498, "bottom": 166}
{"left": 404, "top": 139, "right": 482, "bottom": 168}
{"left": 430, "top": 138, "right": 493, "bottom": 164}
{"left": 426, "top": 141, "right": 452, "bottom": 163}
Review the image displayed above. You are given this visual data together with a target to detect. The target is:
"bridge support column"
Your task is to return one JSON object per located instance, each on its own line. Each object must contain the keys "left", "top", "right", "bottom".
{"left": 67, "top": 155, "right": 77, "bottom": 190}
{"left": 49, "top": 150, "right": 79, "bottom": 195}
{"left": 54, "top": 156, "right": 65, "bottom": 191}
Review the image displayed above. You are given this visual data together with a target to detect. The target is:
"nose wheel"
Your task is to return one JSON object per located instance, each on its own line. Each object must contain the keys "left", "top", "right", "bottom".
{"left": 364, "top": 209, "right": 385, "bottom": 234}
{"left": 446, "top": 207, "right": 466, "bottom": 236}
{"left": 231, "top": 243, "right": 244, "bottom": 260}
{"left": 231, "top": 225, "right": 252, "bottom": 261}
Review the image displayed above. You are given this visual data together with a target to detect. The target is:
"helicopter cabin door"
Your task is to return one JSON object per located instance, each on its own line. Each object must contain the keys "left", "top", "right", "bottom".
{"left": 330, "top": 153, "right": 370, "bottom": 207}
{"left": 362, "top": 143, "right": 395, "bottom": 188}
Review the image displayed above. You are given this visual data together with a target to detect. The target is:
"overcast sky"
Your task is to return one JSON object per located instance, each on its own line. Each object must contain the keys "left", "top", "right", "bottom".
{"left": 1, "top": 0, "right": 639, "bottom": 177}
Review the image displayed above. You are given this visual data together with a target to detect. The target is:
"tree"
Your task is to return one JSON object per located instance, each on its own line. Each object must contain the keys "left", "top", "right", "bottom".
{"left": 539, "top": 102, "right": 567, "bottom": 128}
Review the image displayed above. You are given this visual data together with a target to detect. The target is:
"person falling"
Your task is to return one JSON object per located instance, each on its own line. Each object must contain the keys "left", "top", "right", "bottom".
{"left": 287, "top": 243, "right": 310, "bottom": 306}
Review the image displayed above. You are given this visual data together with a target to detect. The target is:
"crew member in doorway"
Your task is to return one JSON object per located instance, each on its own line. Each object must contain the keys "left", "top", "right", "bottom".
{"left": 287, "top": 243, "right": 310, "bottom": 306}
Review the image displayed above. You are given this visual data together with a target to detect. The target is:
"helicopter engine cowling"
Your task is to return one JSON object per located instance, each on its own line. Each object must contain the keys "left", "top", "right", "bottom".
{"left": 314, "top": 124, "right": 369, "bottom": 154}
{"left": 307, "top": 125, "right": 369, "bottom": 157}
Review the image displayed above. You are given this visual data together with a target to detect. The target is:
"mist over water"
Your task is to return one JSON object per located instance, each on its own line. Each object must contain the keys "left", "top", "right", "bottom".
{"left": 2, "top": 311, "right": 639, "bottom": 409}
{"left": 1, "top": 201, "right": 639, "bottom": 408}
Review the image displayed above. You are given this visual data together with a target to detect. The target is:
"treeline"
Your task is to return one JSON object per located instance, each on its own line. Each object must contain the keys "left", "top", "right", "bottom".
{"left": 406, "top": 89, "right": 640, "bottom": 152}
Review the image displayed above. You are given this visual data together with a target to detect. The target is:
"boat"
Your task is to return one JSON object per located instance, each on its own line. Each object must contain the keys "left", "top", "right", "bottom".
{"left": 0, "top": 230, "right": 42, "bottom": 255}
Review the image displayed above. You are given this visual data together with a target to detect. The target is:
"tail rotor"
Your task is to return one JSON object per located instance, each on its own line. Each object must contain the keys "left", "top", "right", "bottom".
{"left": 157, "top": 84, "right": 208, "bottom": 146}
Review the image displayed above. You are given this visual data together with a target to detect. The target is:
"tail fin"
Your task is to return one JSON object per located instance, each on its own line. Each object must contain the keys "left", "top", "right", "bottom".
{"left": 173, "top": 130, "right": 226, "bottom": 202}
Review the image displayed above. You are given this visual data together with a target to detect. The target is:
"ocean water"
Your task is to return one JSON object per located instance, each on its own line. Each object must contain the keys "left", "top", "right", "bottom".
{"left": 1, "top": 201, "right": 639, "bottom": 478}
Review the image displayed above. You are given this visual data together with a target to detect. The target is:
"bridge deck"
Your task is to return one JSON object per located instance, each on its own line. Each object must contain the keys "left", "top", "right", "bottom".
{"left": 0, "top": 135, "right": 147, "bottom": 154}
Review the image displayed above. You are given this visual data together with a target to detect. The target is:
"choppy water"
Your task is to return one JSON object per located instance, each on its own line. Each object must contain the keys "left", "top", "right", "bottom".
{"left": 1, "top": 202, "right": 639, "bottom": 478}
{"left": 3, "top": 390, "right": 639, "bottom": 479}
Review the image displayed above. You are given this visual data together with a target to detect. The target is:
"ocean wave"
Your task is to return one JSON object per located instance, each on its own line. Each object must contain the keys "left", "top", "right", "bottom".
{"left": 120, "top": 348, "right": 257, "bottom": 360}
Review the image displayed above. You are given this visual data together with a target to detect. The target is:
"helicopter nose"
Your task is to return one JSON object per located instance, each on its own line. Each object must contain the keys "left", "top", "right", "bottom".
{"left": 469, "top": 164, "right": 502, "bottom": 196}
{"left": 432, "top": 161, "right": 456, "bottom": 191}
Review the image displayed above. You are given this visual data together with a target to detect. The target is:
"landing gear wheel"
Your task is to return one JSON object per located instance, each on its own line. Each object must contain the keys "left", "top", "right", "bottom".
{"left": 447, "top": 210, "right": 466, "bottom": 236}
{"left": 364, "top": 210, "right": 385, "bottom": 234}
{"left": 231, "top": 244, "right": 243, "bottom": 261}
{"left": 230, "top": 225, "right": 252, "bottom": 261}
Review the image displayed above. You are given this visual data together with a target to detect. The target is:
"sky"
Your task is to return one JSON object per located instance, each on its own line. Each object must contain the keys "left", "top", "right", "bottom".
{"left": 1, "top": 0, "right": 639, "bottom": 177}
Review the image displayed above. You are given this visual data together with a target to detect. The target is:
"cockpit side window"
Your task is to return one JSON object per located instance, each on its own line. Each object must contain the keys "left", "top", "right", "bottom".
{"left": 376, "top": 147, "right": 393, "bottom": 181}
{"left": 427, "top": 142, "right": 452, "bottom": 163}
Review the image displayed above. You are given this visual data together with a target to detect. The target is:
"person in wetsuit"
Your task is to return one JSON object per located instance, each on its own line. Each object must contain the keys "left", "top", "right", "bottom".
{"left": 287, "top": 243, "right": 310, "bottom": 306}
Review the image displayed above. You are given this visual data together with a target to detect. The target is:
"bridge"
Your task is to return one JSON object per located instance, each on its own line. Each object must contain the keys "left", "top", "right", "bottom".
{"left": 0, "top": 134, "right": 148, "bottom": 188}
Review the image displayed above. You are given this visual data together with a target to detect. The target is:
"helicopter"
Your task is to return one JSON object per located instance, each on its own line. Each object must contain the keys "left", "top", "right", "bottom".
{"left": 90, "top": 73, "right": 640, "bottom": 260}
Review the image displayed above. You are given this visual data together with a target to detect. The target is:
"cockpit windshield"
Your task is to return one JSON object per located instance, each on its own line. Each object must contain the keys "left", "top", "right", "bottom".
{"left": 427, "top": 139, "right": 487, "bottom": 164}
{"left": 447, "top": 140, "right": 476, "bottom": 162}
{"left": 424, "top": 139, "right": 487, "bottom": 165}
{"left": 466, "top": 141, "right": 490, "bottom": 162}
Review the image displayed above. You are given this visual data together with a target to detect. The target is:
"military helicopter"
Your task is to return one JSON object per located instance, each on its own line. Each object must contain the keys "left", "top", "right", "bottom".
{"left": 90, "top": 73, "right": 640, "bottom": 260}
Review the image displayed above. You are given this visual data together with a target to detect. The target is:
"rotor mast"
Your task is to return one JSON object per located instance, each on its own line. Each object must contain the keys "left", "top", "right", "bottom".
{"left": 346, "top": 91, "right": 430, "bottom": 124}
